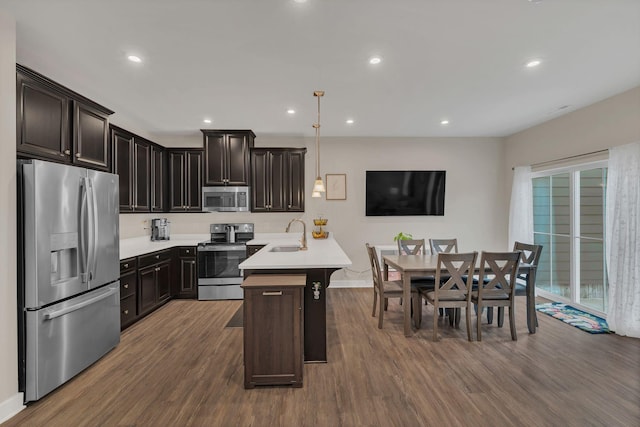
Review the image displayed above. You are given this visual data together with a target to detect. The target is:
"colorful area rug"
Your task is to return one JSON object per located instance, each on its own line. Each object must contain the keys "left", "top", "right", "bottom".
{"left": 535, "top": 302, "right": 611, "bottom": 334}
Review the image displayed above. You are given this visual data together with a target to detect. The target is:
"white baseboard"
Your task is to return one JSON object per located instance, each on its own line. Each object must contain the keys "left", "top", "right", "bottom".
{"left": 330, "top": 279, "right": 372, "bottom": 288}
{"left": 0, "top": 393, "right": 24, "bottom": 424}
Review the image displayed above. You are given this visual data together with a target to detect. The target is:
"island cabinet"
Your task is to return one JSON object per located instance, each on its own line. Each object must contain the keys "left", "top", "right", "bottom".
{"left": 137, "top": 249, "right": 172, "bottom": 317}
{"left": 251, "top": 148, "right": 306, "bottom": 212}
{"left": 168, "top": 149, "right": 203, "bottom": 212}
{"left": 241, "top": 274, "right": 306, "bottom": 389}
{"left": 202, "top": 130, "right": 255, "bottom": 186}
{"left": 119, "top": 258, "right": 138, "bottom": 330}
{"left": 16, "top": 64, "right": 113, "bottom": 171}
{"left": 111, "top": 125, "right": 151, "bottom": 212}
{"left": 173, "top": 246, "right": 197, "bottom": 299}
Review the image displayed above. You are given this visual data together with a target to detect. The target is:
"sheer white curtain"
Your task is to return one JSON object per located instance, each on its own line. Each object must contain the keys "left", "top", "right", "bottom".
{"left": 508, "top": 166, "right": 534, "bottom": 249}
{"left": 606, "top": 141, "right": 640, "bottom": 337}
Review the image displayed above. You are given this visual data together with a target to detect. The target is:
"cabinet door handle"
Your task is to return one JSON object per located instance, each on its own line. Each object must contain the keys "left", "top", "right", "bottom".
{"left": 75, "top": 152, "right": 81, "bottom": 158}
{"left": 185, "top": 249, "right": 190, "bottom": 254}
{"left": 155, "top": 255, "right": 160, "bottom": 259}
{"left": 123, "top": 263, "right": 129, "bottom": 268}
{"left": 191, "top": 261, "right": 196, "bottom": 265}
{"left": 155, "top": 267, "right": 160, "bottom": 272}
{"left": 124, "top": 309, "right": 129, "bottom": 315}
{"left": 262, "top": 291, "right": 283, "bottom": 296}
{"left": 124, "top": 284, "right": 129, "bottom": 289}
{"left": 64, "top": 149, "right": 71, "bottom": 155}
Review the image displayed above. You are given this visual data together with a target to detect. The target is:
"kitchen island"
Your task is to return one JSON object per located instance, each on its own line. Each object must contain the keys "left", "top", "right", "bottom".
{"left": 239, "top": 233, "right": 352, "bottom": 362}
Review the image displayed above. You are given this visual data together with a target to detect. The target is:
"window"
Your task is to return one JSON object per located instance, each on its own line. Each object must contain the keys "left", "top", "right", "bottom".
{"left": 532, "top": 162, "right": 608, "bottom": 315}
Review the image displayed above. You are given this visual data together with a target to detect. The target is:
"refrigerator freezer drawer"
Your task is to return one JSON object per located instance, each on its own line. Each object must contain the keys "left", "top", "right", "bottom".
{"left": 24, "top": 282, "right": 121, "bottom": 402}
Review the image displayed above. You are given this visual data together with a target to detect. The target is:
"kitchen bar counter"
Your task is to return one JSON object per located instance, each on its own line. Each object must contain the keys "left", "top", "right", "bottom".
{"left": 119, "top": 234, "right": 208, "bottom": 259}
{"left": 240, "top": 233, "right": 352, "bottom": 270}
{"left": 240, "top": 233, "right": 352, "bottom": 363}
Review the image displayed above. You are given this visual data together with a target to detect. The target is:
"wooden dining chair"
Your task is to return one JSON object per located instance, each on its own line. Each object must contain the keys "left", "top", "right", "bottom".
{"left": 471, "top": 251, "right": 521, "bottom": 341}
{"left": 418, "top": 251, "right": 478, "bottom": 341}
{"left": 396, "top": 239, "right": 433, "bottom": 308}
{"left": 429, "top": 238, "right": 458, "bottom": 254}
{"left": 494, "top": 242, "right": 544, "bottom": 327}
{"left": 397, "top": 239, "right": 427, "bottom": 255}
{"left": 366, "top": 243, "right": 418, "bottom": 329}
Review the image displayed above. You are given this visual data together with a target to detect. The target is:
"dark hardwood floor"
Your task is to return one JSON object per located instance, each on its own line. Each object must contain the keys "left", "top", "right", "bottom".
{"left": 4, "top": 288, "right": 639, "bottom": 426}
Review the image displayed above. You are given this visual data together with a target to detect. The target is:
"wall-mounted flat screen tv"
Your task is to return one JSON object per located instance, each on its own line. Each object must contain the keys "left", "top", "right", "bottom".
{"left": 366, "top": 170, "right": 446, "bottom": 216}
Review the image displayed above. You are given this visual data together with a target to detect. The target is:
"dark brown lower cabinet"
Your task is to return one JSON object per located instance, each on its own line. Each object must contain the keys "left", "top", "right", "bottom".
{"left": 119, "top": 258, "right": 138, "bottom": 330}
{"left": 138, "top": 258, "right": 171, "bottom": 317}
{"left": 174, "top": 246, "right": 197, "bottom": 298}
{"left": 241, "top": 274, "right": 306, "bottom": 389}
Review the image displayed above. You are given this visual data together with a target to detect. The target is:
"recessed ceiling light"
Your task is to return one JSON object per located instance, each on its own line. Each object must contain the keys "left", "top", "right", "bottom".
{"left": 440, "top": 120, "right": 450, "bottom": 125}
{"left": 127, "top": 55, "right": 142, "bottom": 63}
{"left": 369, "top": 56, "right": 382, "bottom": 65}
{"left": 294, "top": 0, "right": 307, "bottom": 3}
{"left": 203, "top": 119, "right": 212, "bottom": 124}
{"left": 526, "top": 59, "right": 541, "bottom": 68}
{"left": 346, "top": 119, "right": 354, "bottom": 124}
{"left": 287, "top": 109, "right": 296, "bottom": 114}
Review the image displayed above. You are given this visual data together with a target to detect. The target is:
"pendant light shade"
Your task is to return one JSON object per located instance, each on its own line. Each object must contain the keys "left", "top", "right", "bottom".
{"left": 312, "top": 90, "right": 325, "bottom": 198}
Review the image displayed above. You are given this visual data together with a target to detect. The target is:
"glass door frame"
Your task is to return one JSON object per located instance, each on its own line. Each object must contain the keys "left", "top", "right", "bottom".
{"left": 531, "top": 159, "right": 608, "bottom": 317}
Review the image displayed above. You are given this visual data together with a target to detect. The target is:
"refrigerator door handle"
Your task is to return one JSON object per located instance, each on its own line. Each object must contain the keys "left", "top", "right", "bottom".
{"left": 79, "top": 177, "right": 90, "bottom": 283}
{"left": 87, "top": 177, "right": 99, "bottom": 282}
{"left": 42, "top": 286, "right": 119, "bottom": 320}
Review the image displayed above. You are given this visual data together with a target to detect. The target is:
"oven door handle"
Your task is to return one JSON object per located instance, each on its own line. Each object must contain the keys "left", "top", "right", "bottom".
{"left": 197, "top": 245, "right": 247, "bottom": 252}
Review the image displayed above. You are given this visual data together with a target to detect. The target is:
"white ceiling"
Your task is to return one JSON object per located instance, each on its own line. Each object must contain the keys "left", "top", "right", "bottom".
{"left": 2, "top": 0, "right": 640, "bottom": 139}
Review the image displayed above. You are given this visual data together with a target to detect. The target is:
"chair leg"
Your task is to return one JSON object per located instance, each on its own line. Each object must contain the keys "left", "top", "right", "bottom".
{"left": 414, "top": 295, "right": 422, "bottom": 329}
{"left": 498, "top": 307, "right": 505, "bottom": 328}
{"left": 372, "top": 289, "right": 377, "bottom": 317}
{"left": 476, "top": 304, "right": 482, "bottom": 341}
{"left": 509, "top": 306, "right": 517, "bottom": 341}
{"left": 487, "top": 307, "right": 493, "bottom": 324}
{"left": 454, "top": 308, "right": 461, "bottom": 328}
{"left": 433, "top": 304, "right": 439, "bottom": 341}
{"left": 378, "top": 294, "right": 384, "bottom": 329}
{"left": 384, "top": 297, "right": 389, "bottom": 311}
{"left": 465, "top": 305, "right": 472, "bottom": 341}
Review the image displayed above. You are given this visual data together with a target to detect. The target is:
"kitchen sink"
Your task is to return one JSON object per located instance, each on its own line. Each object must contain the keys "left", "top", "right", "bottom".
{"left": 269, "top": 245, "right": 300, "bottom": 252}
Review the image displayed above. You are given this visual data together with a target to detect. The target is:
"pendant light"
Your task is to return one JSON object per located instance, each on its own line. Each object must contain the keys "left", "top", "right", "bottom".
{"left": 312, "top": 90, "right": 326, "bottom": 197}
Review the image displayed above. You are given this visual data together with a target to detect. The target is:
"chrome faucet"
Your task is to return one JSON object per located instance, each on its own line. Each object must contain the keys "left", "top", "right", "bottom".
{"left": 285, "top": 218, "right": 308, "bottom": 250}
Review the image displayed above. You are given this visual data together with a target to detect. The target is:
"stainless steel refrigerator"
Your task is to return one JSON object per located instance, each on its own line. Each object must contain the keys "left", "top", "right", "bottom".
{"left": 17, "top": 159, "right": 121, "bottom": 403}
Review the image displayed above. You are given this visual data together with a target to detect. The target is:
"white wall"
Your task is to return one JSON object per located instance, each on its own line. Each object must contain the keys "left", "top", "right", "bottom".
{"left": 0, "top": 10, "right": 23, "bottom": 423}
{"left": 505, "top": 86, "right": 640, "bottom": 169}
{"left": 121, "top": 135, "right": 508, "bottom": 279}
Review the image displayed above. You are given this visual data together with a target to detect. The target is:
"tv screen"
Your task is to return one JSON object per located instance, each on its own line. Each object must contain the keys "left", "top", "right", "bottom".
{"left": 366, "top": 170, "right": 446, "bottom": 216}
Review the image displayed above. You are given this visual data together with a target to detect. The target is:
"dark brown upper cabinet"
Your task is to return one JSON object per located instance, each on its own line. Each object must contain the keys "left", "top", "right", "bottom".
{"left": 16, "top": 64, "right": 113, "bottom": 171}
{"left": 202, "top": 130, "right": 255, "bottom": 186}
{"left": 151, "top": 145, "right": 167, "bottom": 212}
{"left": 168, "top": 149, "right": 203, "bottom": 212}
{"left": 111, "top": 125, "right": 151, "bottom": 212}
{"left": 251, "top": 148, "right": 306, "bottom": 213}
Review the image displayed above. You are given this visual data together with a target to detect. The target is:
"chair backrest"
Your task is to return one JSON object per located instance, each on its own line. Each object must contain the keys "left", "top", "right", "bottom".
{"left": 366, "top": 243, "right": 383, "bottom": 291}
{"left": 429, "top": 238, "right": 458, "bottom": 254}
{"left": 476, "top": 251, "right": 521, "bottom": 300}
{"left": 513, "top": 241, "right": 543, "bottom": 266}
{"left": 433, "top": 252, "right": 478, "bottom": 300}
{"left": 397, "top": 238, "right": 427, "bottom": 255}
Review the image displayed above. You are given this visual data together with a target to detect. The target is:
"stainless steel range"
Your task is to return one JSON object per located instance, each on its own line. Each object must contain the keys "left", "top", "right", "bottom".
{"left": 197, "top": 223, "right": 254, "bottom": 300}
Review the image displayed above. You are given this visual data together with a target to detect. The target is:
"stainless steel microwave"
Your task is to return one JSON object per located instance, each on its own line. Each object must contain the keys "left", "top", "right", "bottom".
{"left": 202, "top": 186, "right": 250, "bottom": 212}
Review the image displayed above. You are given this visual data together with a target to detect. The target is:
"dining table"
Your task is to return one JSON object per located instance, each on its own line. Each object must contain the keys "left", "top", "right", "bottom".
{"left": 382, "top": 254, "right": 537, "bottom": 337}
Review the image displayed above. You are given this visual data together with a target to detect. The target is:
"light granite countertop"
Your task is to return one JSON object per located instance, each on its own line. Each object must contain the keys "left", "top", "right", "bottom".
{"left": 239, "top": 233, "right": 352, "bottom": 270}
{"left": 119, "top": 234, "right": 209, "bottom": 260}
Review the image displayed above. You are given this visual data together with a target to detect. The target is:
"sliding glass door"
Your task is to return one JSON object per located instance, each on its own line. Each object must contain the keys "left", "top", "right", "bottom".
{"left": 532, "top": 163, "right": 608, "bottom": 315}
